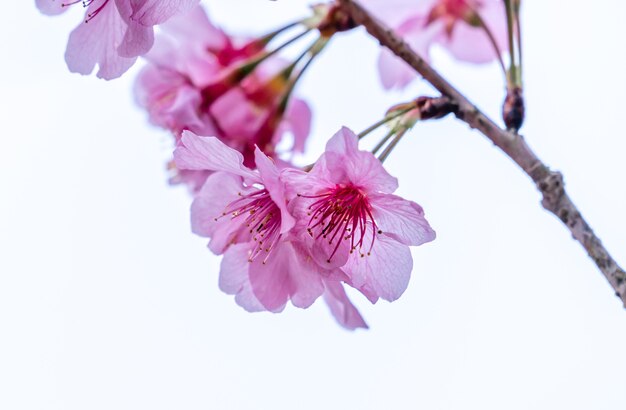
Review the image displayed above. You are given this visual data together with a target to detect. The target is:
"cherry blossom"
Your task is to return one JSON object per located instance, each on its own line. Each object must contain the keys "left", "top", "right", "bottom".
{"left": 285, "top": 127, "right": 436, "bottom": 302}
{"left": 36, "top": 0, "right": 198, "bottom": 79}
{"left": 135, "top": 5, "right": 311, "bottom": 191}
{"left": 361, "top": 0, "right": 508, "bottom": 89}
{"left": 173, "top": 131, "right": 364, "bottom": 328}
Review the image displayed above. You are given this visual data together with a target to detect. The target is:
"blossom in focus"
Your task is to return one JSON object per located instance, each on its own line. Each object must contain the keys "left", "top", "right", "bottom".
{"left": 35, "top": 0, "right": 198, "bottom": 79}
{"left": 361, "top": 0, "right": 508, "bottom": 89}
{"left": 173, "top": 131, "right": 365, "bottom": 329}
{"left": 284, "top": 127, "right": 436, "bottom": 302}
{"left": 135, "top": 5, "right": 312, "bottom": 191}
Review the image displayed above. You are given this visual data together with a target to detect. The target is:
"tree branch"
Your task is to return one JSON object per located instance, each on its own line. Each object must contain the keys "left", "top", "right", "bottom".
{"left": 337, "top": 0, "right": 626, "bottom": 306}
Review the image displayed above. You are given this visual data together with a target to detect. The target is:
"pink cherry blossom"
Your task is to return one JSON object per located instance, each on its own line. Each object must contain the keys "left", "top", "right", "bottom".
{"left": 36, "top": 0, "right": 197, "bottom": 79}
{"left": 285, "top": 127, "right": 436, "bottom": 302}
{"left": 172, "top": 131, "right": 364, "bottom": 329}
{"left": 135, "top": 5, "right": 312, "bottom": 191}
{"left": 361, "top": 0, "right": 508, "bottom": 89}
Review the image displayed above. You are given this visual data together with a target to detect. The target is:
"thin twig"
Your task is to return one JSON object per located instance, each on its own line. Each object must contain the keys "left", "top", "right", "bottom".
{"left": 337, "top": 0, "right": 626, "bottom": 306}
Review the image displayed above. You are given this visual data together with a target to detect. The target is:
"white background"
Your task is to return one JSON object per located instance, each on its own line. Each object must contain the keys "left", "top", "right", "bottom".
{"left": 2, "top": 1, "right": 626, "bottom": 409}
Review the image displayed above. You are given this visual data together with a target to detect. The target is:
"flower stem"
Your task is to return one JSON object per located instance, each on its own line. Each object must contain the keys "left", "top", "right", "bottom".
{"left": 257, "top": 19, "right": 306, "bottom": 46}
{"left": 371, "top": 129, "right": 396, "bottom": 155}
{"left": 278, "top": 37, "right": 329, "bottom": 114}
{"left": 504, "top": 0, "right": 520, "bottom": 87}
{"left": 358, "top": 106, "right": 414, "bottom": 139}
{"left": 515, "top": 5, "right": 523, "bottom": 76}
{"left": 378, "top": 129, "right": 407, "bottom": 163}
{"left": 467, "top": 5, "right": 507, "bottom": 77}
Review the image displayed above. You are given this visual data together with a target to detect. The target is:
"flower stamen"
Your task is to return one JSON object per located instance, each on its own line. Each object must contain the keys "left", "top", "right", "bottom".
{"left": 300, "top": 184, "right": 378, "bottom": 262}
{"left": 216, "top": 189, "right": 282, "bottom": 264}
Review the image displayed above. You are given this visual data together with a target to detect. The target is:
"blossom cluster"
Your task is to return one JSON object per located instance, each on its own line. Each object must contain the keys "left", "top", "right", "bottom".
{"left": 36, "top": 0, "right": 512, "bottom": 328}
{"left": 174, "top": 128, "right": 435, "bottom": 328}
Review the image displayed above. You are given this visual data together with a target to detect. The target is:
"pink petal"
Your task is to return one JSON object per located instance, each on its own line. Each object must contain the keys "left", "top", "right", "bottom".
{"left": 35, "top": 0, "right": 67, "bottom": 15}
{"left": 377, "top": 48, "right": 418, "bottom": 90}
{"left": 160, "top": 4, "right": 226, "bottom": 50}
{"left": 371, "top": 193, "right": 436, "bottom": 246}
{"left": 210, "top": 87, "right": 268, "bottom": 144}
{"left": 146, "top": 5, "right": 227, "bottom": 86}
{"left": 168, "top": 169, "right": 209, "bottom": 194}
{"left": 359, "top": 0, "right": 435, "bottom": 27}
{"left": 65, "top": 0, "right": 137, "bottom": 80}
{"left": 117, "top": 18, "right": 154, "bottom": 58}
{"left": 323, "top": 127, "right": 399, "bottom": 193}
{"left": 440, "top": 1, "right": 508, "bottom": 64}
{"left": 121, "top": 0, "right": 199, "bottom": 26}
{"left": 248, "top": 241, "right": 324, "bottom": 311}
{"left": 374, "top": 13, "right": 441, "bottom": 89}
{"left": 174, "top": 131, "right": 258, "bottom": 181}
{"left": 343, "top": 234, "right": 413, "bottom": 302}
{"left": 282, "top": 98, "right": 312, "bottom": 153}
{"left": 248, "top": 251, "right": 290, "bottom": 313}
{"left": 280, "top": 168, "right": 314, "bottom": 202}
{"left": 190, "top": 172, "right": 254, "bottom": 254}
{"left": 134, "top": 65, "right": 206, "bottom": 132}
{"left": 220, "top": 244, "right": 266, "bottom": 312}
{"left": 323, "top": 280, "right": 368, "bottom": 330}
{"left": 253, "top": 148, "right": 296, "bottom": 234}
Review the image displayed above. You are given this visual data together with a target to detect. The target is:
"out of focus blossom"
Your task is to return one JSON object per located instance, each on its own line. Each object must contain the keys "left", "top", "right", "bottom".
{"left": 135, "top": 5, "right": 312, "bottom": 191}
{"left": 36, "top": 0, "right": 197, "bottom": 79}
{"left": 361, "top": 0, "right": 508, "bottom": 89}
{"left": 174, "top": 131, "right": 366, "bottom": 329}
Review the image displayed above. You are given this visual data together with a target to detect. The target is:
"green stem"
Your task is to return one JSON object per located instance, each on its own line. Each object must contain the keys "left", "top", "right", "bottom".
{"left": 358, "top": 106, "right": 414, "bottom": 139}
{"left": 467, "top": 5, "right": 507, "bottom": 76}
{"left": 257, "top": 19, "right": 306, "bottom": 46}
{"left": 503, "top": 0, "right": 518, "bottom": 87}
{"left": 371, "top": 129, "right": 396, "bottom": 155}
{"left": 515, "top": 7, "right": 523, "bottom": 79}
{"left": 278, "top": 37, "right": 329, "bottom": 113}
{"left": 378, "top": 128, "right": 408, "bottom": 163}
{"left": 238, "top": 28, "right": 313, "bottom": 79}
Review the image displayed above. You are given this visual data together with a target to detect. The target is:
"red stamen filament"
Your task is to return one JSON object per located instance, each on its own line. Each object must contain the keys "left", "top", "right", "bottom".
{"left": 300, "top": 185, "right": 380, "bottom": 263}
{"left": 58, "top": 0, "right": 110, "bottom": 22}
{"left": 216, "top": 189, "right": 282, "bottom": 264}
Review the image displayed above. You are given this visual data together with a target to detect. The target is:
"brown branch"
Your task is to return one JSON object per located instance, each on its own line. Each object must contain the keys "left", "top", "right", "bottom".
{"left": 337, "top": 0, "right": 626, "bottom": 306}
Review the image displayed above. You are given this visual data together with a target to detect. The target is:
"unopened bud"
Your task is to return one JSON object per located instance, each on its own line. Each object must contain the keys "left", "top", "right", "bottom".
{"left": 314, "top": 3, "right": 357, "bottom": 37}
{"left": 503, "top": 87, "right": 525, "bottom": 131}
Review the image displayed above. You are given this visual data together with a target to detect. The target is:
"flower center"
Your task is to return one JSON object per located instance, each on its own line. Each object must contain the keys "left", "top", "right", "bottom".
{"left": 301, "top": 184, "right": 380, "bottom": 262}
{"left": 428, "top": 0, "right": 483, "bottom": 34}
{"left": 217, "top": 189, "right": 282, "bottom": 263}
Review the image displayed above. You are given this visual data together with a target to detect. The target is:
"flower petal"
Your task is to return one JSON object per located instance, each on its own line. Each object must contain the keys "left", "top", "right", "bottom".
{"left": 65, "top": 0, "right": 137, "bottom": 80}
{"left": 442, "top": 1, "right": 508, "bottom": 64}
{"left": 248, "top": 241, "right": 324, "bottom": 311}
{"left": 343, "top": 234, "right": 413, "bottom": 302}
{"left": 377, "top": 48, "right": 417, "bottom": 90}
{"left": 282, "top": 98, "right": 312, "bottom": 153}
{"left": 371, "top": 193, "right": 436, "bottom": 246}
{"left": 190, "top": 172, "right": 253, "bottom": 254}
{"left": 254, "top": 148, "right": 296, "bottom": 234}
{"left": 35, "top": 0, "right": 68, "bottom": 15}
{"left": 323, "top": 280, "right": 368, "bottom": 330}
{"left": 117, "top": 18, "right": 154, "bottom": 58}
{"left": 174, "top": 131, "right": 258, "bottom": 181}
{"left": 220, "top": 244, "right": 266, "bottom": 312}
{"left": 323, "top": 127, "right": 398, "bottom": 193}
{"left": 375, "top": 15, "right": 436, "bottom": 89}
{"left": 159, "top": 4, "right": 226, "bottom": 51}
{"left": 122, "top": 0, "right": 199, "bottom": 26}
